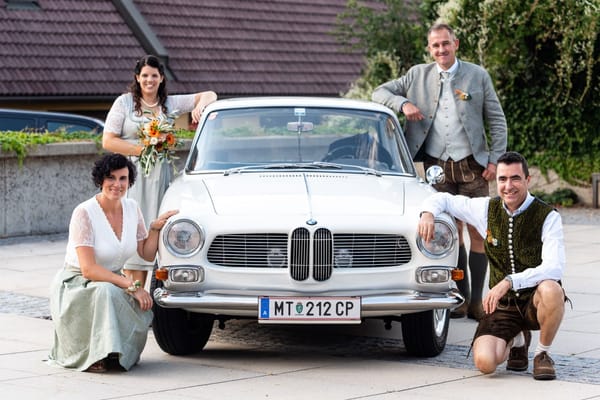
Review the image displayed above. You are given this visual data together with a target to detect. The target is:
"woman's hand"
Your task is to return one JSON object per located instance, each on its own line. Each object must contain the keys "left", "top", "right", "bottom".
{"left": 191, "top": 90, "right": 217, "bottom": 123}
{"left": 191, "top": 104, "right": 206, "bottom": 124}
{"left": 141, "top": 209, "right": 180, "bottom": 261}
{"left": 132, "top": 288, "right": 154, "bottom": 311}
{"left": 150, "top": 209, "right": 179, "bottom": 231}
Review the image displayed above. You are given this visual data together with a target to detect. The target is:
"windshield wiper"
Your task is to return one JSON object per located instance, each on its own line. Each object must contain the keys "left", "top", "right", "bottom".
{"left": 224, "top": 165, "right": 263, "bottom": 175}
{"left": 225, "top": 162, "right": 341, "bottom": 175}
{"left": 309, "top": 161, "right": 381, "bottom": 175}
{"left": 310, "top": 162, "right": 343, "bottom": 169}
{"left": 263, "top": 163, "right": 318, "bottom": 169}
{"left": 344, "top": 165, "right": 382, "bottom": 176}
{"left": 224, "top": 163, "right": 307, "bottom": 175}
{"left": 224, "top": 162, "right": 380, "bottom": 176}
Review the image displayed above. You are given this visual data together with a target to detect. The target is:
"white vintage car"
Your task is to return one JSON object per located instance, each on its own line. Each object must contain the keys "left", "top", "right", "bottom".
{"left": 152, "top": 97, "right": 462, "bottom": 357}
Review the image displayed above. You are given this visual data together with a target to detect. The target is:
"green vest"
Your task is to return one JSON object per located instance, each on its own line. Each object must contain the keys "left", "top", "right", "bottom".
{"left": 485, "top": 197, "right": 554, "bottom": 299}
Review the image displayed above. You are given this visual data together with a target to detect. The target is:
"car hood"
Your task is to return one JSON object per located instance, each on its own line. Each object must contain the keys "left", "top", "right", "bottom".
{"left": 200, "top": 172, "right": 406, "bottom": 216}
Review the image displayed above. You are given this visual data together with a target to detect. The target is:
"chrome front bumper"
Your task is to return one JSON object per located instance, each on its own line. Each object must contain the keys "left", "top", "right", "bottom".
{"left": 153, "top": 288, "right": 465, "bottom": 317}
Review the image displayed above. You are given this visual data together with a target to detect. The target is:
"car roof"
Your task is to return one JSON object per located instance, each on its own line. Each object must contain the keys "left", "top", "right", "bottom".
{"left": 204, "top": 97, "right": 396, "bottom": 115}
{"left": 0, "top": 108, "right": 105, "bottom": 126}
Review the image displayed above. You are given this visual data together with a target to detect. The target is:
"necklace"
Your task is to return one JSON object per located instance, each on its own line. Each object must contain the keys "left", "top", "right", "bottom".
{"left": 141, "top": 98, "right": 159, "bottom": 108}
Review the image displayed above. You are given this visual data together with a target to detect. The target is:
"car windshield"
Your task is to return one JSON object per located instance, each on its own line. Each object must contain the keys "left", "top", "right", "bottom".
{"left": 188, "top": 106, "right": 415, "bottom": 175}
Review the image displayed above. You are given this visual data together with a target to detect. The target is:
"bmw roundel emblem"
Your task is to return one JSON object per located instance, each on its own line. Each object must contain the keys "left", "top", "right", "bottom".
{"left": 306, "top": 218, "right": 317, "bottom": 226}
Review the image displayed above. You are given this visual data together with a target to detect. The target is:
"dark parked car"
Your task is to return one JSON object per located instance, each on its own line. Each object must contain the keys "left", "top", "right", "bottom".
{"left": 0, "top": 108, "right": 104, "bottom": 134}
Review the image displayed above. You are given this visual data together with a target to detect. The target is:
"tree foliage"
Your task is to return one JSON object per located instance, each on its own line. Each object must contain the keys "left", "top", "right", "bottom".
{"left": 343, "top": 51, "right": 403, "bottom": 100}
{"left": 440, "top": 0, "right": 600, "bottom": 184}
{"left": 335, "top": 0, "right": 600, "bottom": 184}
{"left": 333, "top": 0, "right": 426, "bottom": 87}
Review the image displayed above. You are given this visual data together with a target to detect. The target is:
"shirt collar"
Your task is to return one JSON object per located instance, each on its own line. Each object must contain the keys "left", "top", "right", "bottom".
{"left": 437, "top": 59, "right": 459, "bottom": 76}
{"left": 502, "top": 192, "right": 535, "bottom": 217}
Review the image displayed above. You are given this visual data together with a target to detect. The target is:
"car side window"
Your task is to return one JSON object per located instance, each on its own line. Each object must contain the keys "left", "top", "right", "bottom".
{"left": 0, "top": 116, "right": 36, "bottom": 131}
{"left": 46, "top": 120, "right": 96, "bottom": 134}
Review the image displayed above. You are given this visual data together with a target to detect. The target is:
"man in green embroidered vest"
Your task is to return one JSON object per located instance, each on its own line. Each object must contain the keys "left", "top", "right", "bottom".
{"left": 418, "top": 151, "right": 566, "bottom": 380}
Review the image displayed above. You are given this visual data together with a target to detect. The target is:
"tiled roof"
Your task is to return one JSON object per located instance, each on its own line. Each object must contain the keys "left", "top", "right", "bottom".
{"left": 0, "top": 0, "right": 146, "bottom": 98}
{"left": 0, "top": 0, "right": 367, "bottom": 100}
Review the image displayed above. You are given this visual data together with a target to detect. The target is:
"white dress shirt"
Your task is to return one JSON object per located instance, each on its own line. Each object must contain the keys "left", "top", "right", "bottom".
{"left": 422, "top": 192, "right": 565, "bottom": 290}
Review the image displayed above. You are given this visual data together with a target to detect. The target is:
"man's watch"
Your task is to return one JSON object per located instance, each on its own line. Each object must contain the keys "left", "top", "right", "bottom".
{"left": 399, "top": 100, "right": 409, "bottom": 113}
{"left": 504, "top": 276, "right": 513, "bottom": 289}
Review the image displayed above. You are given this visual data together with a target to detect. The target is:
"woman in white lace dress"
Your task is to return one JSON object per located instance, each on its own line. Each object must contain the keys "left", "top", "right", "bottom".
{"left": 48, "top": 154, "right": 178, "bottom": 372}
{"left": 102, "top": 55, "right": 216, "bottom": 283}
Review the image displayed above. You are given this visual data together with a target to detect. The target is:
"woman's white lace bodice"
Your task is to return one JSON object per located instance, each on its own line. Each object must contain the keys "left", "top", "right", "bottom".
{"left": 64, "top": 196, "right": 148, "bottom": 272}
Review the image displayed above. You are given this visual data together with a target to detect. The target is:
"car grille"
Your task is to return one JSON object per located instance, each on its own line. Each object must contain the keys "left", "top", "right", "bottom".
{"left": 207, "top": 230, "right": 412, "bottom": 281}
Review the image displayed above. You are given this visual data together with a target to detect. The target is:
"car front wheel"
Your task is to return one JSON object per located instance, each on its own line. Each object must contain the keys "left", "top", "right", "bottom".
{"left": 401, "top": 309, "right": 449, "bottom": 357}
{"left": 151, "top": 275, "right": 214, "bottom": 355}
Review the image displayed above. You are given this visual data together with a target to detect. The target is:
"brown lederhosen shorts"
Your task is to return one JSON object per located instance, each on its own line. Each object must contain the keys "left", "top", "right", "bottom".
{"left": 473, "top": 294, "right": 539, "bottom": 344}
{"left": 473, "top": 286, "right": 569, "bottom": 343}
{"left": 423, "top": 154, "right": 489, "bottom": 197}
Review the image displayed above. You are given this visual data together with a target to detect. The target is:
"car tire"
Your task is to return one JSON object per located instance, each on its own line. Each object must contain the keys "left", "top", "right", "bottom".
{"left": 401, "top": 308, "right": 449, "bottom": 357}
{"left": 151, "top": 274, "right": 214, "bottom": 355}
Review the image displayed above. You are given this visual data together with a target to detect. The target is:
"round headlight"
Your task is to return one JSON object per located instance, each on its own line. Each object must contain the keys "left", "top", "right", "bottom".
{"left": 416, "top": 220, "right": 456, "bottom": 259}
{"left": 163, "top": 219, "right": 204, "bottom": 257}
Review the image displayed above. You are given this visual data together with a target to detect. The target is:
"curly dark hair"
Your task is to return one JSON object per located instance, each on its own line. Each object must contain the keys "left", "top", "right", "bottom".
{"left": 92, "top": 153, "right": 136, "bottom": 188}
{"left": 128, "top": 54, "right": 168, "bottom": 116}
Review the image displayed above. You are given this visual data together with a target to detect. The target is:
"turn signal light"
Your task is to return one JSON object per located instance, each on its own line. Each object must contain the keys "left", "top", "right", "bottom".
{"left": 451, "top": 268, "right": 464, "bottom": 281}
{"left": 155, "top": 268, "right": 169, "bottom": 281}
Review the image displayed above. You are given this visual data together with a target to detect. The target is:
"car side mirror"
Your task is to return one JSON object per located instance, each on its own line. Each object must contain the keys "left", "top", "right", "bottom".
{"left": 425, "top": 165, "right": 445, "bottom": 185}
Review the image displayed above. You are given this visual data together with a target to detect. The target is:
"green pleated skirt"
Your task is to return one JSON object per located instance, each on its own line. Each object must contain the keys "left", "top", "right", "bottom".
{"left": 47, "top": 267, "right": 153, "bottom": 371}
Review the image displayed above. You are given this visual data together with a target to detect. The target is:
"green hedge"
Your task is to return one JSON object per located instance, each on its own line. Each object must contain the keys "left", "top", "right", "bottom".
{"left": 0, "top": 131, "right": 102, "bottom": 166}
{"left": 0, "top": 129, "right": 196, "bottom": 166}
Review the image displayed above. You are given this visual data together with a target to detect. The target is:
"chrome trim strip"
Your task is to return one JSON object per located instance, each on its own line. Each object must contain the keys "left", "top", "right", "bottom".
{"left": 154, "top": 288, "right": 464, "bottom": 317}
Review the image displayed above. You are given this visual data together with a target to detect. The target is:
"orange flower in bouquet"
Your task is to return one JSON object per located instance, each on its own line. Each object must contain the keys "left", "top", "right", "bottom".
{"left": 138, "top": 111, "right": 182, "bottom": 176}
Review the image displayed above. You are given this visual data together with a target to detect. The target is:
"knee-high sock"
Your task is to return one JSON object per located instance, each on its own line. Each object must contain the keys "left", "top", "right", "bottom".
{"left": 469, "top": 251, "right": 488, "bottom": 303}
{"left": 456, "top": 245, "right": 470, "bottom": 303}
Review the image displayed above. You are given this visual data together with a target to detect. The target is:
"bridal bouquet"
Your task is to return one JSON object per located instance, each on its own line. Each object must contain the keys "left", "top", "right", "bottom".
{"left": 138, "top": 111, "right": 182, "bottom": 176}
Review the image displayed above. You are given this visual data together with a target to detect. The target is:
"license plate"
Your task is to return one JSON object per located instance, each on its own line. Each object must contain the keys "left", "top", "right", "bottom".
{"left": 258, "top": 296, "right": 361, "bottom": 324}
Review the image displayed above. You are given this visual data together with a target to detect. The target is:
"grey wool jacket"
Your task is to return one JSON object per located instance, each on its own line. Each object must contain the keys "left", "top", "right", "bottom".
{"left": 372, "top": 60, "right": 507, "bottom": 168}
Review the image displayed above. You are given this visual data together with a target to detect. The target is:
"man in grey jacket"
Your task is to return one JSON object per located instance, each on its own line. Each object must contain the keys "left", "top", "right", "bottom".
{"left": 372, "top": 23, "right": 507, "bottom": 320}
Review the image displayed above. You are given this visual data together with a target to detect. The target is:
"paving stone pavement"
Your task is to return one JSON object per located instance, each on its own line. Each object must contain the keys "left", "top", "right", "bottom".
{"left": 205, "top": 321, "right": 600, "bottom": 385}
{"left": 1, "top": 290, "right": 598, "bottom": 386}
{"left": 1, "top": 206, "right": 598, "bottom": 390}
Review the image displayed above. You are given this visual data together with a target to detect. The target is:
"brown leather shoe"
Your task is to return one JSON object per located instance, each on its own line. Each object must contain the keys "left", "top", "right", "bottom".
{"left": 533, "top": 351, "right": 556, "bottom": 380}
{"left": 467, "top": 302, "right": 484, "bottom": 321}
{"left": 450, "top": 302, "right": 468, "bottom": 318}
{"left": 506, "top": 330, "right": 531, "bottom": 371}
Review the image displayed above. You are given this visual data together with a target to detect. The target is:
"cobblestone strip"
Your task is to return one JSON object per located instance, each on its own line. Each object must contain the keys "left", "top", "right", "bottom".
{"left": 2, "top": 291, "right": 598, "bottom": 385}
{"left": 210, "top": 321, "right": 600, "bottom": 385}
{"left": 0, "top": 290, "right": 51, "bottom": 319}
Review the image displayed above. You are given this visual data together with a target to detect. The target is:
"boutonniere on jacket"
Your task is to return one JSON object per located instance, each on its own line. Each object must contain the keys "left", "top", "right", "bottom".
{"left": 455, "top": 88, "right": 472, "bottom": 101}
{"left": 486, "top": 229, "right": 499, "bottom": 247}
